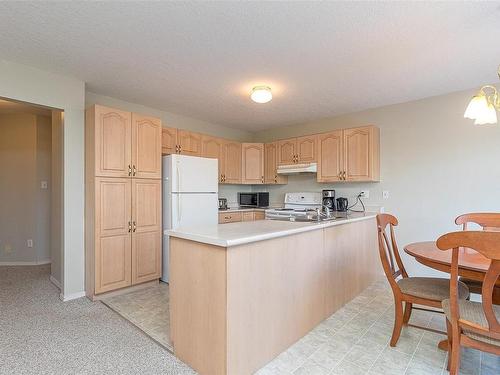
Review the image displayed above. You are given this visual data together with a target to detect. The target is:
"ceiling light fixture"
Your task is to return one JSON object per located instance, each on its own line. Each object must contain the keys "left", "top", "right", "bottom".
{"left": 464, "top": 65, "right": 500, "bottom": 125}
{"left": 250, "top": 86, "right": 272, "bottom": 104}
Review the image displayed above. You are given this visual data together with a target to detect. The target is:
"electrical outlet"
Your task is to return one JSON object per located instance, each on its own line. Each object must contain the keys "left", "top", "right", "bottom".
{"left": 359, "top": 190, "right": 369, "bottom": 199}
{"left": 383, "top": 191, "right": 390, "bottom": 200}
{"left": 41, "top": 180, "right": 48, "bottom": 189}
{"left": 27, "top": 239, "right": 33, "bottom": 248}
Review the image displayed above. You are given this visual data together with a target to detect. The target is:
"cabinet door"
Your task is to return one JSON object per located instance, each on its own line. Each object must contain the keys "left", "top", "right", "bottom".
{"left": 242, "top": 212, "right": 255, "bottom": 222}
{"left": 317, "top": 130, "right": 343, "bottom": 182}
{"left": 95, "top": 178, "right": 132, "bottom": 294}
{"left": 201, "top": 135, "right": 224, "bottom": 182}
{"left": 254, "top": 211, "right": 265, "bottom": 220}
{"left": 94, "top": 105, "right": 132, "bottom": 177}
{"left": 178, "top": 130, "right": 202, "bottom": 156}
{"left": 296, "top": 135, "right": 317, "bottom": 163}
{"left": 241, "top": 143, "right": 264, "bottom": 184}
{"left": 277, "top": 139, "right": 296, "bottom": 165}
{"left": 132, "top": 179, "right": 162, "bottom": 284}
{"left": 264, "top": 142, "right": 287, "bottom": 184}
{"left": 162, "top": 127, "right": 178, "bottom": 155}
{"left": 132, "top": 114, "right": 162, "bottom": 179}
{"left": 222, "top": 141, "right": 242, "bottom": 184}
{"left": 344, "top": 126, "right": 374, "bottom": 181}
{"left": 218, "top": 211, "right": 242, "bottom": 223}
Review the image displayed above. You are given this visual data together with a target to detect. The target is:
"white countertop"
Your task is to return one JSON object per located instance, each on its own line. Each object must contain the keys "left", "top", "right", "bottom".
{"left": 166, "top": 212, "right": 377, "bottom": 247}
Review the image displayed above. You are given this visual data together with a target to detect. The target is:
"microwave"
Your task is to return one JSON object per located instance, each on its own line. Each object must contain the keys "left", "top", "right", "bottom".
{"left": 238, "top": 192, "right": 269, "bottom": 208}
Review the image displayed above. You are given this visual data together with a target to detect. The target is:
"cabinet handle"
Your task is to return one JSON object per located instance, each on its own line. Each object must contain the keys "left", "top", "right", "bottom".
{"left": 128, "top": 221, "right": 132, "bottom": 232}
{"left": 133, "top": 165, "right": 136, "bottom": 176}
{"left": 133, "top": 221, "right": 137, "bottom": 232}
{"left": 342, "top": 171, "right": 346, "bottom": 180}
{"left": 178, "top": 145, "right": 182, "bottom": 154}
{"left": 128, "top": 165, "right": 132, "bottom": 176}
{"left": 261, "top": 175, "right": 264, "bottom": 183}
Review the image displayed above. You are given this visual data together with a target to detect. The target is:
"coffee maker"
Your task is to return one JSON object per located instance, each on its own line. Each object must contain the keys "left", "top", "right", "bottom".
{"left": 322, "top": 190, "right": 336, "bottom": 211}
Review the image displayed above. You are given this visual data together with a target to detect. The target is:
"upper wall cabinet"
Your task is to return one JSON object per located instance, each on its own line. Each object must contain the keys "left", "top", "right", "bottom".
{"left": 317, "top": 125, "right": 379, "bottom": 182}
{"left": 264, "top": 142, "right": 287, "bottom": 184}
{"left": 201, "top": 135, "right": 224, "bottom": 182}
{"left": 162, "top": 127, "right": 178, "bottom": 155}
{"left": 222, "top": 141, "right": 242, "bottom": 184}
{"left": 177, "top": 130, "right": 202, "bottom": 156}
{"left": 278, "top": 135, "right": 317, "bottom": 165}
{"left": 241, "top": 143, "right": 264, "bottom": 184}
{"left": 132, "top": 114, "right": 162, "bottom": 179}
{"left": 87, "top": 105, "right": 161, "bottom": 178}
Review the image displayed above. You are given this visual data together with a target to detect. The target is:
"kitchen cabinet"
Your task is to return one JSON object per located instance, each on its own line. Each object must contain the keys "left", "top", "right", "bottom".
{"left": 242, "top": 212, "right": 254, "bottom": 222}
{"left": 317, "top": 125, "right": 379, "bottom": 182}
{"left": 222, "top": 141, "right": 242, "bottom": 184}
{"left": 177, "top": 129, "right": 202, "bottom": 156}
{"left": 264, "top": 142, "right": 288, "bottom": 184}
{"left": 162, "top": 127, "right": 178, "bottom": 155}
{"left": 86, "top": 104, "right": 162, "bottom": 299}
{"left": 132, "top": 114, "right": 162, "bottom": 179}
{"left": 317, "top": 130, "right": 343, "bottom": 182}
{"left": 218, "top": 211, "right": 242, "bottom": 224}
{"left": 241, "top": 143, "right": 264, "bottom": 184}
{"left": 201, "top": 135, "right": 225, "bottom": 182}
{"left": 277, "top": 135, "right": 317, "bottom": 165}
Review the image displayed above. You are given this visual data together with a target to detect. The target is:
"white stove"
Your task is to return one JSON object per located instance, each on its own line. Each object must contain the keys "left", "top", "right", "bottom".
{"left": 265, "top": 192, "right": 322, "bottom": 220}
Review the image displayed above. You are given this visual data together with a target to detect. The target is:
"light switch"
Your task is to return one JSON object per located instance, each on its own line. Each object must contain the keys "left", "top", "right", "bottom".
{"left": 41, "top": 181, "right": 48, "bottom": 189}
{"left": 27, "top": 239, "right": 33, "bottom": 248}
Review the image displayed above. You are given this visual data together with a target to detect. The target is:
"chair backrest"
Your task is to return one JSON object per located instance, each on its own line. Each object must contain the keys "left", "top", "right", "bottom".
{"left": 456, "top": 213, "right": 500, "bottom": 232}
{"left": 376, "top": 214, "right": 408, "bottom": 290}
{"left": 437, "top": 231, "right": 500, "bottom": 342}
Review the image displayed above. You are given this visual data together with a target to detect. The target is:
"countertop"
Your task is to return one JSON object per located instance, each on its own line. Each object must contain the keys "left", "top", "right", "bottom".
{"left": 166, "top": 212, "right": 377, "bottom": 247}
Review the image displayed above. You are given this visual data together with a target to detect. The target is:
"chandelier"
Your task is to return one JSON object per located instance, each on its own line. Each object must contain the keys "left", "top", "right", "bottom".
{"left": 464, "top": 66, "right": 500, "bottom": 125}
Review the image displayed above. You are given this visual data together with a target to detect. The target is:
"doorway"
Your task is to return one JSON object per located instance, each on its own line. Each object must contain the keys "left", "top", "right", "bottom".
{"left": 0, "top": 97, "right": 64, "bottom": 292}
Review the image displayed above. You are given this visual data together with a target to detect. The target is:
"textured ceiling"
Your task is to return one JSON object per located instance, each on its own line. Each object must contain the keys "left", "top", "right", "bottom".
{"left": 0, "top": 2, "right": 499, "bottom": 130}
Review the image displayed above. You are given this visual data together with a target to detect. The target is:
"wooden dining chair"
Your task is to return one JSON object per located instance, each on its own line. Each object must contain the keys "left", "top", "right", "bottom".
{"left": 437, "top": 231, "right": 500, "bottom": 375}
{"left": 376, "top": 214, "right": 470, "bottom": 346}
{"left": 456, "top": 213, "right": 500, "bottom": 296}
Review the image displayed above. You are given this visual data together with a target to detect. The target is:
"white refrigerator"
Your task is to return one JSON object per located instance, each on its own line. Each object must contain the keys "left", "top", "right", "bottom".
{"left": 162, "top": 154, "right": 218, "bottom": 282}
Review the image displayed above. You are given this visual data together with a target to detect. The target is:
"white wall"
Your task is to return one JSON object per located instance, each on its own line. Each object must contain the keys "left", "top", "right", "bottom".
{"left": 0, "top": 59, "right": 85, "bottom": 300}
{"left": 253, "top": 89, "right": 500, "bottom": 276}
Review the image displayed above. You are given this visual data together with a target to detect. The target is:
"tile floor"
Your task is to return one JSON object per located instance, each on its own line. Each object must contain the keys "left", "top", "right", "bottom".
{"left": 103, "top": 278, "right": 499, "bottom": 375}
{"left": 102, "top": 282, "right": 172, "bottom": 350}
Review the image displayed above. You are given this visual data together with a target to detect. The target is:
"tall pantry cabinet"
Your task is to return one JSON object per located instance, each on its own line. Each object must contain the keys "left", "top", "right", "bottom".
{"left": 86, "top": 105, "right": 162, "bottom": 299}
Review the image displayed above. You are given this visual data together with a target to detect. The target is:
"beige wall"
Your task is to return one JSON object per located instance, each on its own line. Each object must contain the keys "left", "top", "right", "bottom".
{"left": 51, "top": 110, "right": 64, "bottom": 286}
{"left": 85, "top": 91, "right": 253, "bottom": 141}
{"left": 0, "top": 113, "right": 52, "bottom": 264}
{"left": 252, "top": 89, "right": 500, "bottom": 276}
{"left": 0, "top": 59, "right": 85, "bottom": 300}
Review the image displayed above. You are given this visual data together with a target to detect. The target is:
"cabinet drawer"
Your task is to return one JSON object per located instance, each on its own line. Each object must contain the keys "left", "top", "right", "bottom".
{"left": 218, "top": 212, "right": 242, "bottom": 224}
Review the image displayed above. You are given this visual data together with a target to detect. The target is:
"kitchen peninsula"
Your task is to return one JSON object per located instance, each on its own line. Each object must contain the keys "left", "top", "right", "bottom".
{"left": 167, "top": 213, "right": 380, "bottom": 375}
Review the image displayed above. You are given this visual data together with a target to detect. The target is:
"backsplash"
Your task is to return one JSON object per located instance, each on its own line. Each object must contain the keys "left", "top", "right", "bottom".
{"left": 219, "top": 174, "right": 383, "bottom": 211}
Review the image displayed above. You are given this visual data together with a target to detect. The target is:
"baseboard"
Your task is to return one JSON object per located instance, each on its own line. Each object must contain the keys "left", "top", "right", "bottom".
{"left": 0, "top": 260, "right": 51, "bottom": 266}
{"left": 49, "top": 275, "right": 62, "bottom": 290}
{"left": 60, "top": 291, "right": 86, "bottom": 302}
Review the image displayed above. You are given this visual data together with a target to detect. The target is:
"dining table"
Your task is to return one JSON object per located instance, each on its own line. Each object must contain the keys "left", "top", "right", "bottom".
{"left": 404, "top": 240, "right": 498, "bottom": 351}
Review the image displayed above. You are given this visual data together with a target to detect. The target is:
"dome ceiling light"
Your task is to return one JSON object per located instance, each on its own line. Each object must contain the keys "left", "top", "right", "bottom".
{"left": 250, "top": 86, "right": 272, "bottom": 104}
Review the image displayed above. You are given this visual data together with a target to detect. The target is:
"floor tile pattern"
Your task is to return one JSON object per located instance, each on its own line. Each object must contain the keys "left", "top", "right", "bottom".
{"left": 102, "top": 282, "right": 172, "bottom": 351}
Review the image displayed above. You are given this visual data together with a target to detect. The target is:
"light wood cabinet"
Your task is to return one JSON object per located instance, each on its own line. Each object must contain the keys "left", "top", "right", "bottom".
{"left": 92, "top": 105, "right": 132, "bottom": 178}
{"left": 277, "top": 135, "right": 317, "bottom": 165}
{"left": 317, "top": 126, "right": 379, "bottom": 182}
{"left": 242, "top": 212, "right": 254, "bottom": 222}
{"left": 132, "top": 114, "right": 162, "bottom": 179}
{"left": 201, "top": 135, "right": 224, "bottom": 182}
{"left": 178, "top": 130, "right": 202, "bottom": 156}
{"left": 94, "top": 178, "right": 132, "bottom": 294}
{"left": 254, "top": 211, "right": 265, "bottom": 220}
{"left": 264, "top": 142, "right": 287, "bottom": 184}
{"left": 222, "top": 141, "right": 242, "bottom": 184}
{"left": 218, "top": 211, "right": 242, "bottom": 224}
{"left": 162, "top": 127, "right": 178, "bottom": 155}
{"left": 241, "top": 143, "right": 264, "bottom": 184}
{"left": 86, "top": 105, "right": 162, "bottom": 299}
{"left": 317, "top": 130, "right": 343, "bottom": 182}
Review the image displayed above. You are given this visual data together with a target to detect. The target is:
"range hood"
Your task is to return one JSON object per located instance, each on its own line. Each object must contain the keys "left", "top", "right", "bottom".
{"left": 277, "top": 162, "right": 317, "bottom": 175}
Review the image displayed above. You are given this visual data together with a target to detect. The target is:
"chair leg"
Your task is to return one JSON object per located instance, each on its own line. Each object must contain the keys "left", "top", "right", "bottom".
{"left": 449, "top": 327, "right": 461, "bottom": 375}
{"left": 390, "top": 299, "right": 404, "bottom": 347}
{"left": 446, "top": 319, "right": 452, "bottom": 371}
{"left": 403, "top": 302, "right": 412, "bottom": 324}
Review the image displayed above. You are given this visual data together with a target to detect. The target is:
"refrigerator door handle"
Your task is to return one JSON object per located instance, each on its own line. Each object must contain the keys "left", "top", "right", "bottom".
{"left": 176, "top": 165, "right": 181, "bottom": 222}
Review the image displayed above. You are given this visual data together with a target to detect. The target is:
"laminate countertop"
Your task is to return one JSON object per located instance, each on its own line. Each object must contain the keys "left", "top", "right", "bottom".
{"left": 166, "top": 212, "right": 377, "bottom": 247}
